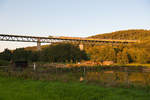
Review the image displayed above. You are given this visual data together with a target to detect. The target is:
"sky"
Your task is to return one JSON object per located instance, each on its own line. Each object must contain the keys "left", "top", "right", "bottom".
{"left": 0, "top": 0, "right": 150, "bottom": 52}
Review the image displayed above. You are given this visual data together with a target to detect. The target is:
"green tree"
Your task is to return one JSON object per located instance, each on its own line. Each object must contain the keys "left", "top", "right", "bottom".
{"left": 117, "top": 48, "right": 129, "bottom": 64}
{"left": 121, "top": 48, "right": 129, "bottom": 64}
{"left": 41, "top": 43, "right": 88, "bottom": 63}
{"left": 0, "top": 49, "right": 12, "bottom": 61}
{"left": 12, "top": 48, "right": 32, "bottom": 61}
{"left": 117, "top": 52, "right": 122, "bottom": 64}
{"left": 87, "top": 45, "right": 117, "bottom": 62}
{"left": 30, "top": 51, "right": 40, "bottom": 62}
{"left": 136, "top": 49, "right": 149, "bottom": 64}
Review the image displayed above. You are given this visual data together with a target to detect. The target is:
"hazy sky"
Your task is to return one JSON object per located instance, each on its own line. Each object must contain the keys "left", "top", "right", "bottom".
{"left": 0, "top": 0, "right": 150, "bottom": 51}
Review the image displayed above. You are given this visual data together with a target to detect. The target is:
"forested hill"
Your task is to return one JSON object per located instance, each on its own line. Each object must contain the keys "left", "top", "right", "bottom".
{"left": 90, "top": 29, "right": 150, "bottom": 40}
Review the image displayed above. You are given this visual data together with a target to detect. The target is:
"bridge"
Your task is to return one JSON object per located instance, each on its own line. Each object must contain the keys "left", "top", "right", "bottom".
{"left": 0, "top": 34, "right": 138, "bottom": 50}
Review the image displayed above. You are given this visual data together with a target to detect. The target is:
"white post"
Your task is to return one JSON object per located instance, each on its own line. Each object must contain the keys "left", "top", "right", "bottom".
{"left": 33, "top": 62, "right": 36, "bottom": 71}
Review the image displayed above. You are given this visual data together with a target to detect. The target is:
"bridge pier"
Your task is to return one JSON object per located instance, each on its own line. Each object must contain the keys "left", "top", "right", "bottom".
{"left": 79, "top": 43, "right": 84, "bottom": 50}
{"left": 37, "top": 38, "right": 41, "bottom": 51}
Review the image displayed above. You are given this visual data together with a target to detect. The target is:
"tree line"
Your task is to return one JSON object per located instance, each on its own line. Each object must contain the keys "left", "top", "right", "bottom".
{"left": 90, "top": 29, "right": 150, "bottom": 40}
{"left": 87, "top": 29, "right": 150, "bottom": 64}
{"left": 85, "top": 43, "right": 149, "bottom": 64}
{"left": 1, "top": 29, "right": 150, "bottom": 65}
{"left": 0, "top": 42, "right": 149, "bottom": 65}
{"left": 0, "top": 43, "right": 88, "bottom": 64}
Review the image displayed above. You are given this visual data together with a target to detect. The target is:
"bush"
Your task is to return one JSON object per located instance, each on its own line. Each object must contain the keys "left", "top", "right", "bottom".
{"left": 0, "top": 60, "right": 9, "bottom": 66}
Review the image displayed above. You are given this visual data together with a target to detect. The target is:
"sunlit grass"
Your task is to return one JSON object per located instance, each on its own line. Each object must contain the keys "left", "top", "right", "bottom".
{"left": 126, "top": 63, "right": 150, "bottom": 67}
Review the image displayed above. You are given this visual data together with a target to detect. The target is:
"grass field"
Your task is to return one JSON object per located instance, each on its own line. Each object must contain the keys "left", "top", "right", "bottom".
{"left": 0, "top": 76, "right": 150, "bottom": 100}
{"left": 126, "top": 63, "right": 150, "bottom": 67}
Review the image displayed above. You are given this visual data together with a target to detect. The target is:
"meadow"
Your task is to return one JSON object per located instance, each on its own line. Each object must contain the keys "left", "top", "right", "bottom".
{"left": 0, "top": 76, "right": 150, "bottom": 100}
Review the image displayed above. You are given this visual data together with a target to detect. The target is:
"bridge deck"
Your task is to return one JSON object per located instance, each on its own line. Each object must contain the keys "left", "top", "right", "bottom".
{"left": 0, "top": 34, "right": 139, "bottom": 44}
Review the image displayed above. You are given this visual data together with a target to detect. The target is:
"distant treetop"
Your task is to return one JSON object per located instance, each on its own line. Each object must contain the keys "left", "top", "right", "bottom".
{"left": 90, "top": 29, "right": 150, "bottom": 40}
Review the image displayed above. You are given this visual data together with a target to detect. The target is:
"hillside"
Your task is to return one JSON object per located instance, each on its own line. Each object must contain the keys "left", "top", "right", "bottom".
{"left": 90, "top": 29, "right": 150, "bottom": 40}
{"left": 17, "top": 29, "right": 150, "bottom": 51}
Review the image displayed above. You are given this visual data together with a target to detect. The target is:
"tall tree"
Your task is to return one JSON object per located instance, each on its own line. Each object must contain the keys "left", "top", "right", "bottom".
{"left": 117, "top": 48, "right": 129, "bottom": 64}
{"left": 12, "top": 48, "right": 32, "bottom": 61}
{"left": 41, "top": 43, "right": 88, "bottom": 63}
{"left": 0, "top": 49, "right": 12, "bottom": 61}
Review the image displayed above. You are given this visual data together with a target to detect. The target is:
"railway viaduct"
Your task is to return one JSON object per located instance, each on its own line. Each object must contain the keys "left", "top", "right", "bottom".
{"left": 0, "top": 34, "right": 138, "bottom": 51}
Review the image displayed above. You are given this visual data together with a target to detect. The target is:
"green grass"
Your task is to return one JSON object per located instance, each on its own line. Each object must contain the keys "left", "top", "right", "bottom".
{"left": 0, "top": 76, "right": 150, "bottom": 100}
{"left": 126, "top": 63, "right": 150, "bottom": 67}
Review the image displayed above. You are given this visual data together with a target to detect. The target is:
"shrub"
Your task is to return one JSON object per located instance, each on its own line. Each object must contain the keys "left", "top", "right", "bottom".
{"left": 0, "top": 60, "right": 9, "bottom": 66}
